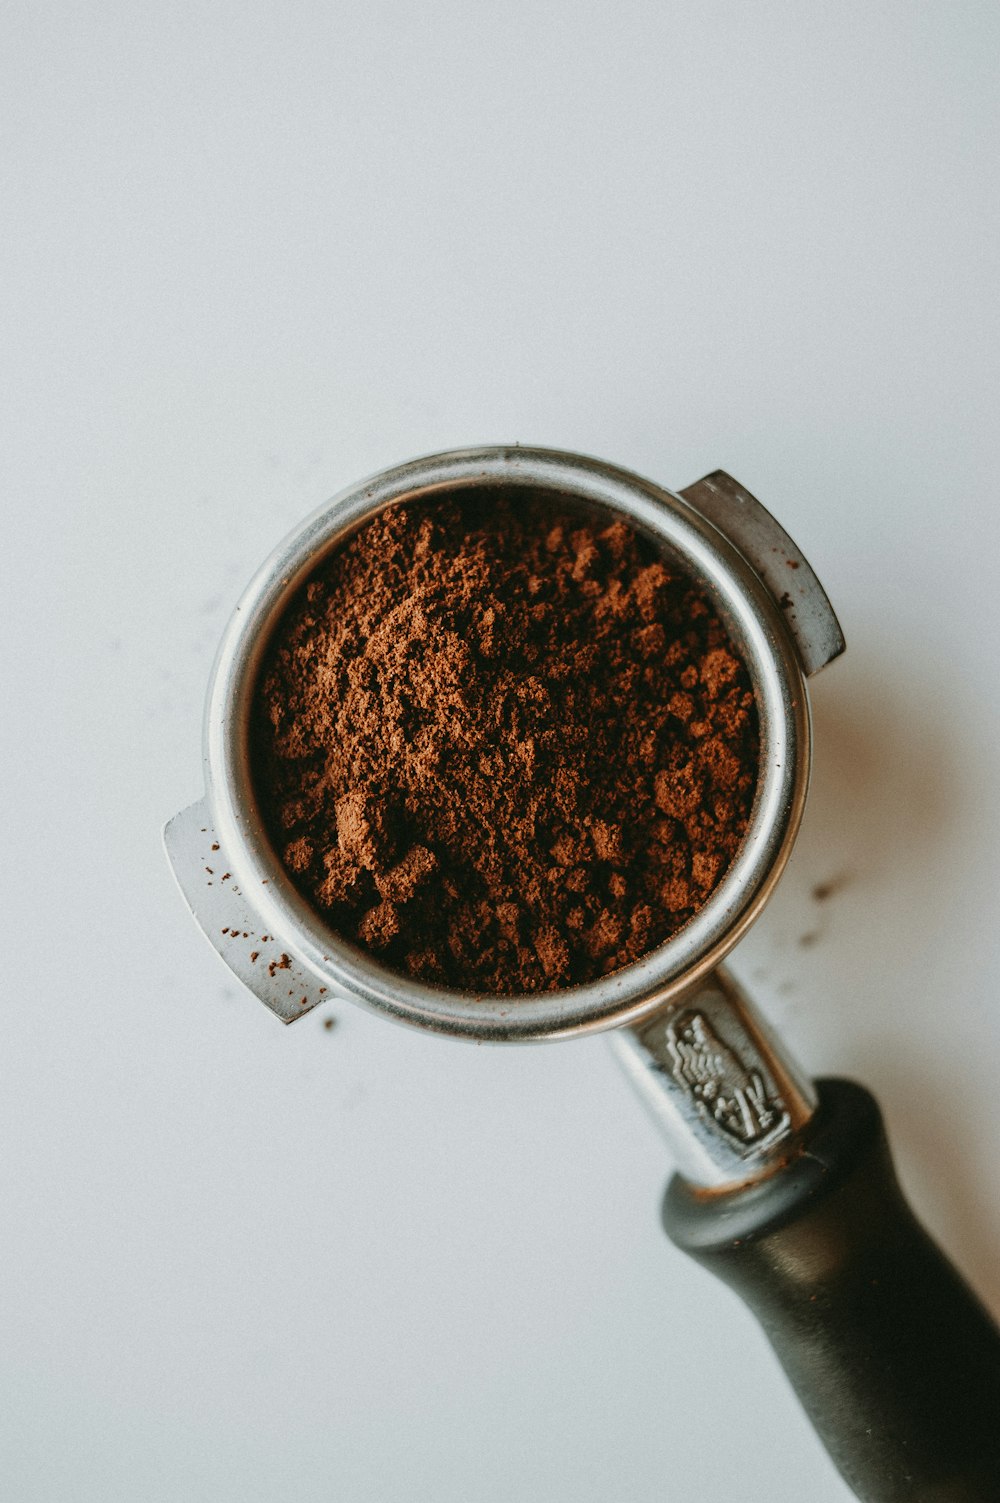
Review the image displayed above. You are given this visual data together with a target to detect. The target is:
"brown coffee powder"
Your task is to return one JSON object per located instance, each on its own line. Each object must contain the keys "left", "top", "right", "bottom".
{"left": 251, "top": 489, "right": 758, "bottom": 993}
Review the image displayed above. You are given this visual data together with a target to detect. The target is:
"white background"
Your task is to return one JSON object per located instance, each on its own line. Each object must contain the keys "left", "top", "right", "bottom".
{"left": 3, "top": 5, "right": 999, "bottom": 1500}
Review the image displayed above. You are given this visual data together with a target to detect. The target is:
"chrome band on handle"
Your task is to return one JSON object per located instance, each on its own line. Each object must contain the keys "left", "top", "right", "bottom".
{"left": 610, "top": 967, "right": 816, "bottom": 1188}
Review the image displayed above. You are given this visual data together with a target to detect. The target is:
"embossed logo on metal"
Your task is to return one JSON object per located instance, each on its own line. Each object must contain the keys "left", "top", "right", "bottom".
{"left": 665, "top": 1010, "right": 790, "bottom": 1146}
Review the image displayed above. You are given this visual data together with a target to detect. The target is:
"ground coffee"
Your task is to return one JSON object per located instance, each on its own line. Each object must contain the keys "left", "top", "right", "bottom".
{"left": 252, "top": 489, "right": 758, "bottom": 993}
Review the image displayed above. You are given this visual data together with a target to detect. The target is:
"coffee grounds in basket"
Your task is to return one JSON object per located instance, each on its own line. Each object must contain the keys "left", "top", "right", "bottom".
{"left": 251, "top": 489, "right": 758, "bottom": 993}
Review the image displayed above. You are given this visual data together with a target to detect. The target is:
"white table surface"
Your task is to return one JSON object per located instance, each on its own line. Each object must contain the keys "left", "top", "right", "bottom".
{"left": 3, "top": 6, "right": 999, "bottom": 1500}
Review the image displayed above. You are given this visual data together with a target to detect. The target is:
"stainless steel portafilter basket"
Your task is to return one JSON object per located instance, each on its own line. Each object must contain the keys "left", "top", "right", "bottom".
{"left": 165, "top": 447, "right": 1000, "bottom": 1503}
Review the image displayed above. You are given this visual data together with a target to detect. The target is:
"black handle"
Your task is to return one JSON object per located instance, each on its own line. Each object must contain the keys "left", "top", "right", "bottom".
{"left": 663, "top": 1079, "right": 1000, "bottom": 1503}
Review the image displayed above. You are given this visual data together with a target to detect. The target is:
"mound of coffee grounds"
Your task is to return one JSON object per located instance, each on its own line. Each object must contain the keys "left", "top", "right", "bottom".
{"left": 251, "top": 490, "right": 758, "bottom": 993}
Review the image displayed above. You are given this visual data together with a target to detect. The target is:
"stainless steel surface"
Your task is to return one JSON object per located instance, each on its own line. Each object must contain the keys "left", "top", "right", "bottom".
{"left": 163, "top": 799, "right": 332, "bottom": 1022}
{"left": 610, "top": 966, "right": 817, "bottom": 1186}
{"left": 678, "top": 471, "right": 845, "bottom": 679}
{"left": 166, "top": 445, "right": 818, "bottom": 1044}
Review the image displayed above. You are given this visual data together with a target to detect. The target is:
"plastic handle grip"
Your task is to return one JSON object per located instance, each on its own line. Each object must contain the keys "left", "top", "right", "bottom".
{"left": 663, "top": 1079, "right": 1000, "bottom": 1502}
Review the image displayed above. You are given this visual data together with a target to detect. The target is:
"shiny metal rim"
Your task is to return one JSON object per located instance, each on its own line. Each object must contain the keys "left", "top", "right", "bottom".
{"left": 203, "top": 446, "right": 810, "bottom": 1041}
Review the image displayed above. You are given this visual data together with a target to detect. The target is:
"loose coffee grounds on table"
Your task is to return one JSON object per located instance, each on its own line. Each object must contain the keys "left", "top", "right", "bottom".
{"left": 251, "top": 489, "right": 759, "bottom": 993}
